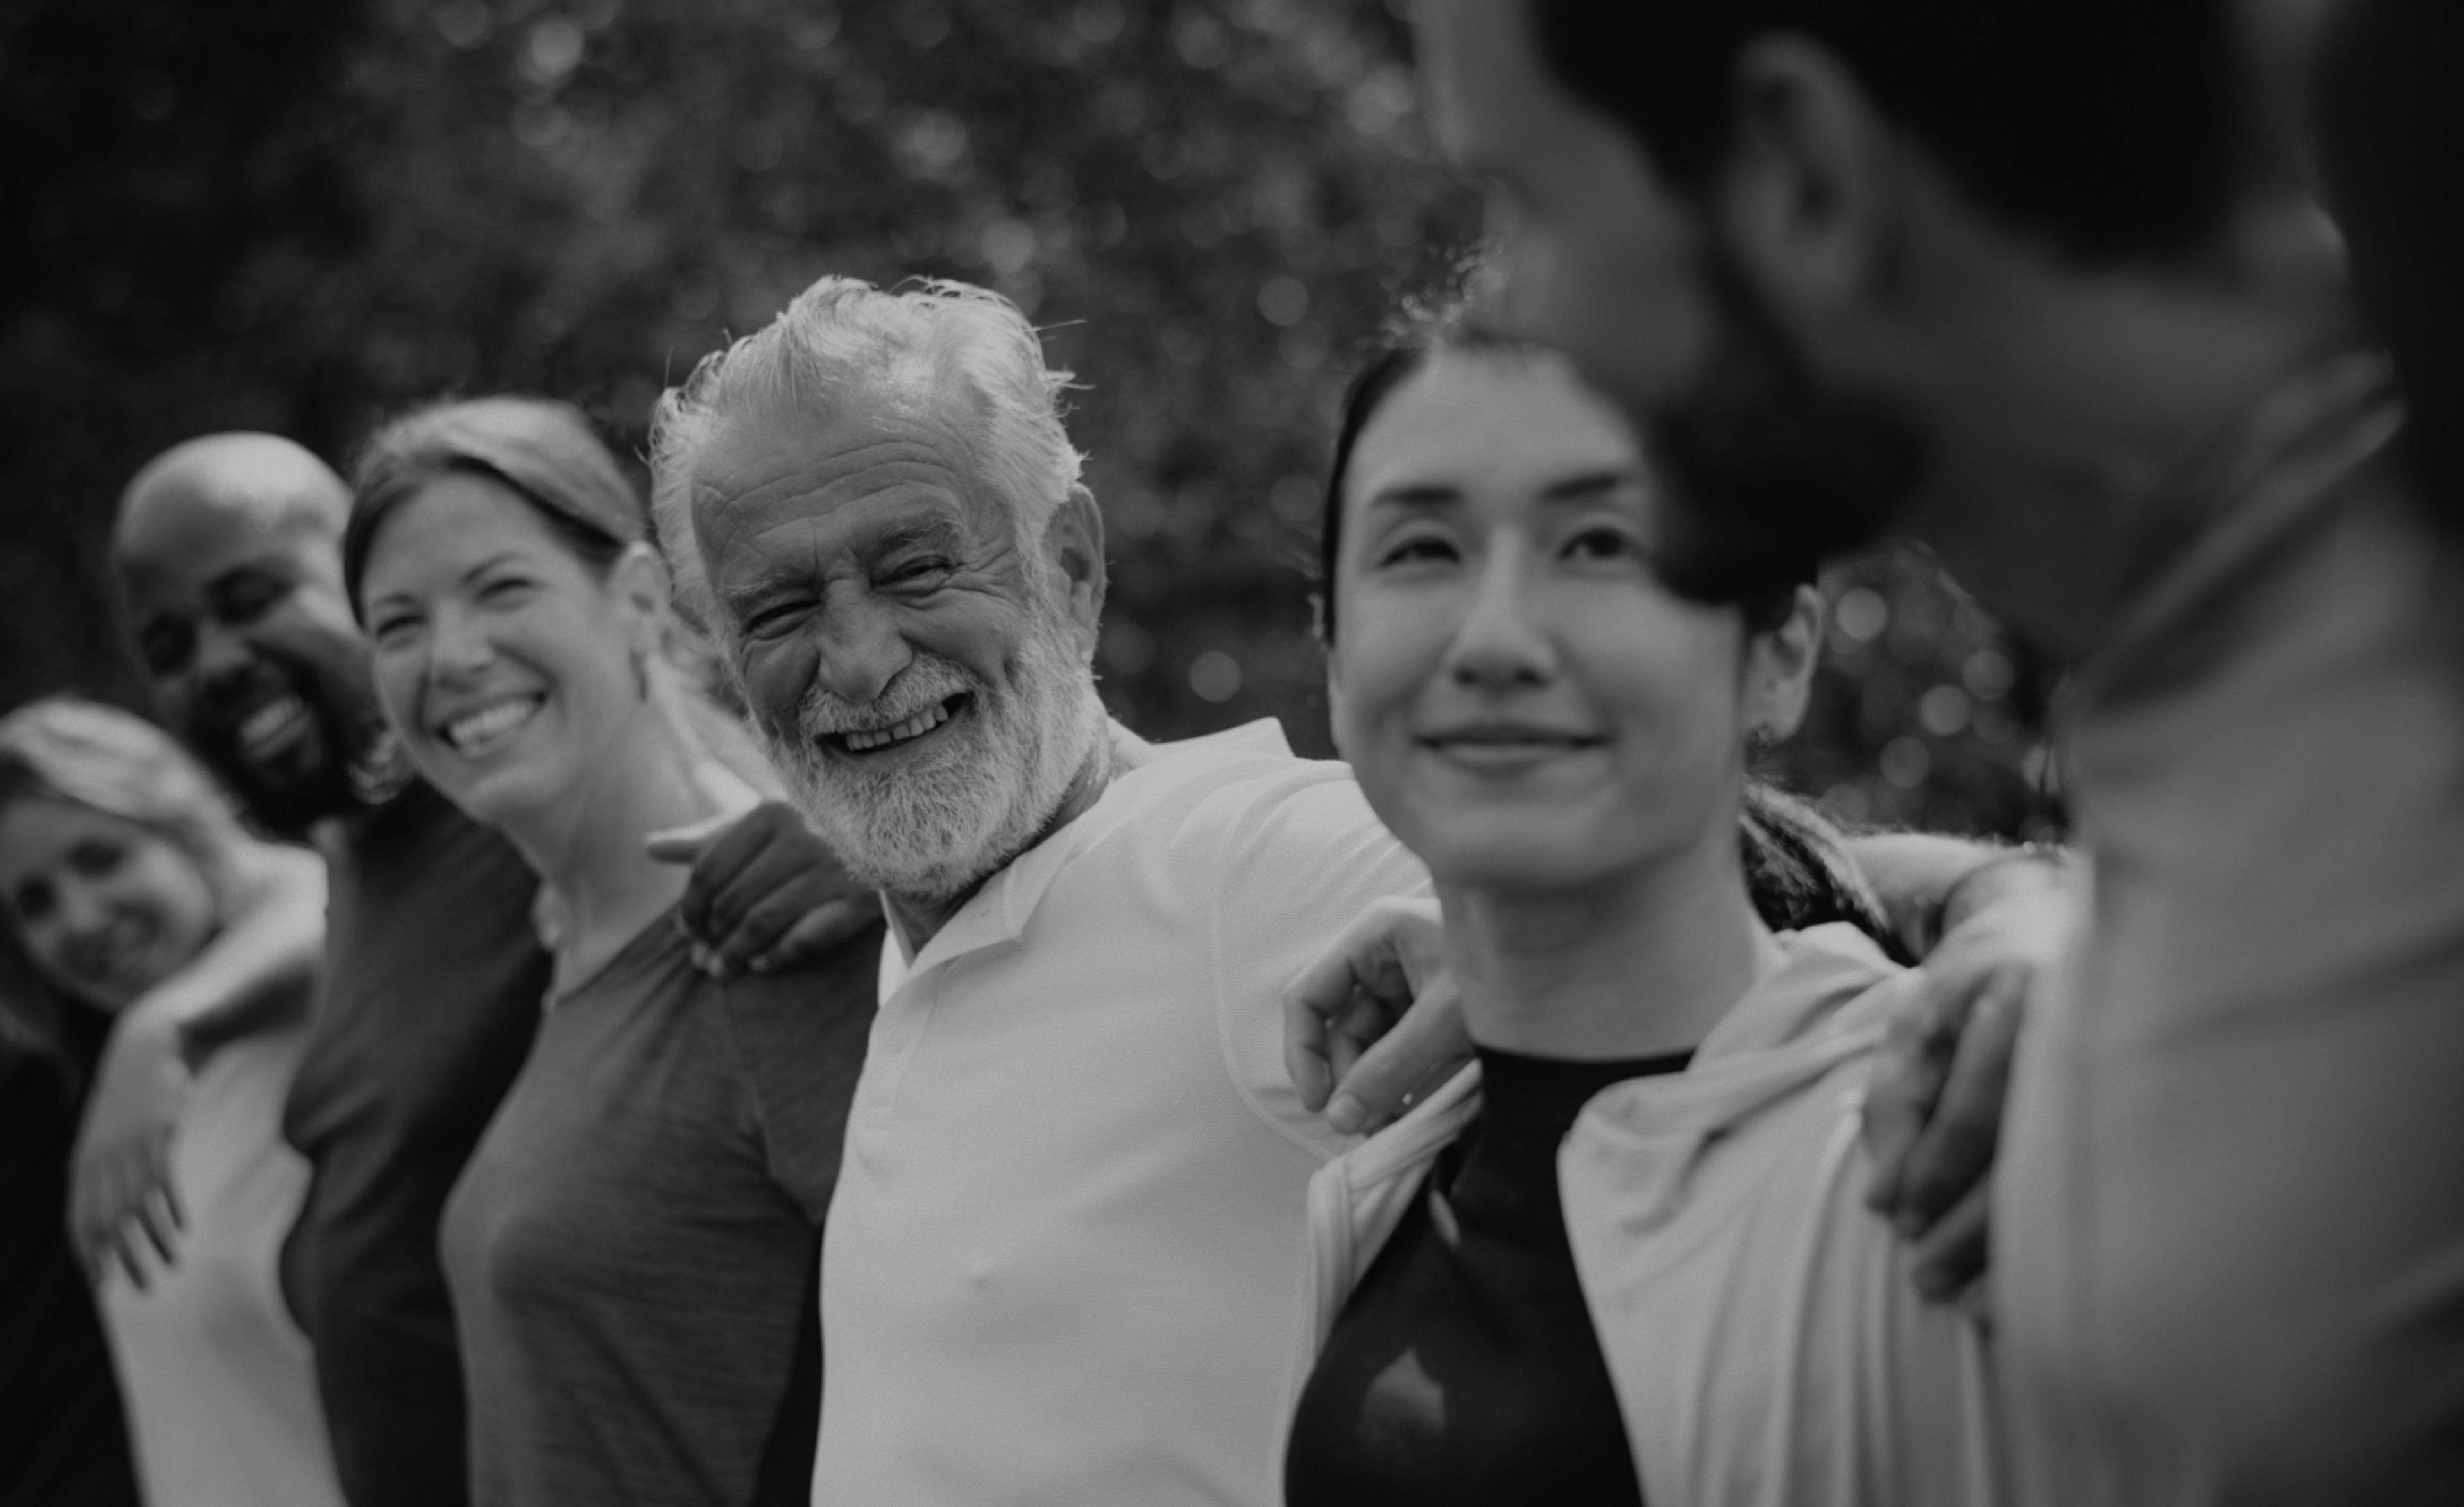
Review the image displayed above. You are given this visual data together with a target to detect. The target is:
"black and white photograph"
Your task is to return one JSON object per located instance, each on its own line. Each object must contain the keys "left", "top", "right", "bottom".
{"left": 4, "top": 2, "right": 2461, "bottom": 1504}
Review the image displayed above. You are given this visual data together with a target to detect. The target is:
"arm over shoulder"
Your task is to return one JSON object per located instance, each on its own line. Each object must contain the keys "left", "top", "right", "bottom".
{"left": 1202, "top": 768, "right": 1433, "bottom": 1158}
{"left": 717, "top": 920, "right": 887, "bottom": 1224}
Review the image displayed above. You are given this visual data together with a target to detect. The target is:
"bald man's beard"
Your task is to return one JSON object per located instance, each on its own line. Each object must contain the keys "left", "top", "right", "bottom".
{"left": 758, "top": 612, "right": 1106, "bottom": 906}
{"left": 188, "top": 650, "right": 404, "bottom": 837}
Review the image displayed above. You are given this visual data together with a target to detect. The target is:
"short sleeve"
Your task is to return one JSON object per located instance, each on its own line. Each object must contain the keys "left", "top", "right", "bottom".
{"left": 716, "top": 920, "right": 886, "bottom": 1224}
{"left": 1203, "top": 769, "right": 1432, "bottom": 1159}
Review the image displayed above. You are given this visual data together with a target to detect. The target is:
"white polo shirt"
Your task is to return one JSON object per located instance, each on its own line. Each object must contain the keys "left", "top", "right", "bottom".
{"left": 811, "top": 719, "right": 1430, "bottom": 1506}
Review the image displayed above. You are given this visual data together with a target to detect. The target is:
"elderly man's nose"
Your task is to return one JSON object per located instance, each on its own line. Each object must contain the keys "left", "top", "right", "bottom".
{"left": 813, "top": 605, "right": 913, "bottom": 705}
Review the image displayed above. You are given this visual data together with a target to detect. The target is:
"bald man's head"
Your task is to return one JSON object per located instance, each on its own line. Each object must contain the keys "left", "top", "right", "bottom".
{"left": 115, "top": 432, "right": 351, "bottom": 561}
{"left": 112, "top": 433, "right": 398, "bottom": 834}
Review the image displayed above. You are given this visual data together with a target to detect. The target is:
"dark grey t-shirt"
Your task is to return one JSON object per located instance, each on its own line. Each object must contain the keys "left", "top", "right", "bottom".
{"left": 441, "top": 909, "right": 880, "bottom": 1507}
{"left": 282, "top": 780, "right": 548, "bottom": 1507}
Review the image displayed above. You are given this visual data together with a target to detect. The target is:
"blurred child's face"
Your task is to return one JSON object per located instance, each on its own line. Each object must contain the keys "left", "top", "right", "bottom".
{"left": 0, "top": 798, "right": 218, "bottom": 1012}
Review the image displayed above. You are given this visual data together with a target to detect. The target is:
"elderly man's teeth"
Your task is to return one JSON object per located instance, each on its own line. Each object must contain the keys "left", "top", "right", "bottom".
{"left": 843, "top": 700, "right": 954, "bottom": 752}
{"left": 443, "top": 696, "right": 543, "bottom": 753}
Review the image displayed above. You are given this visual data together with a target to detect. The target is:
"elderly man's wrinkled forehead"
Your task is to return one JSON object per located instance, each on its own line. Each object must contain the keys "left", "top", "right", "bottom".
{"left": 689, "top": 371, "right": 1016, "bottom": 532}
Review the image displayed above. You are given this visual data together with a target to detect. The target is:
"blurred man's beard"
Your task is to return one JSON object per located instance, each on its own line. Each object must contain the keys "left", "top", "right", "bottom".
{"left": 191, "top": 657, "right": 400, "bottom": 838}
{"left": 761, "top": 612, "right": 1104, "bottom": 906}
{"left": 1643, "top": 244, "right": 1932, "bottom": 603}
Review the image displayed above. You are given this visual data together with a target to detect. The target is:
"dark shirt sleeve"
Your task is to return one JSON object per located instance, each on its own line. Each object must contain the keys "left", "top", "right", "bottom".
{"left": 716, "top": 921, "right": 885, "bottom": 1224}
{"left": 0, "top": 1047, "right": 142, "bottom": 1507}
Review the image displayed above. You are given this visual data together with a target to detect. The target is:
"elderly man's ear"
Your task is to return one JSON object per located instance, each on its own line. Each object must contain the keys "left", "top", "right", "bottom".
{"left": 1042, "top": 483, "right": 1109, "bottom": 655}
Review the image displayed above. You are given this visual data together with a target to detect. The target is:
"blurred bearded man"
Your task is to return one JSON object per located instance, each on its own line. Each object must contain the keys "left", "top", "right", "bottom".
{"left": 110, "top": 433, "right": 866, "bottom": 1507}
{"left": 112, "top": 435, "right": 546, "bottom": 1507}
{"left": 1414, "top": 2, "right": 2464, "bottom": 1503}
{"left": 117, "top": 437, "right": 410, "bottom": 835}
{"left": 652, "top": 276, "right": 1434, "bottom": 1506}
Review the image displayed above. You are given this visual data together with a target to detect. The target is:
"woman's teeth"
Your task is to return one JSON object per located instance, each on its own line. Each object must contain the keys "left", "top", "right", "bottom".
{"left": 441, "top": 696, "right": 544, "bottom": 754}
{"left": 843, "top": 700, "right": 954, "bottom": 753}
{"left": 236, "top": 696, "right": 309, "bottom": 759}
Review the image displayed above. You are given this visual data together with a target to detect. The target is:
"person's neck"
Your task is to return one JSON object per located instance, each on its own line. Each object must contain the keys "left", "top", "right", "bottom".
{"left": 882, "top": 715, "right": 1146, "bottom": 952}
{"left": 504, "top": 709, "right": 740, "bottom": 991}
{"left": 1441, "top": 836, "right": 1771, "bottom": 1064}
{"left": 1901, "top": 195, "right": 2354, "bottom": 657}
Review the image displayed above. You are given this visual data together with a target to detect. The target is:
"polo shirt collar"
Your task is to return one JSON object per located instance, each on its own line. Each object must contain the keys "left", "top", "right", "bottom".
{"left": 880, "top": 718, "right": 1296, "bottom": 990}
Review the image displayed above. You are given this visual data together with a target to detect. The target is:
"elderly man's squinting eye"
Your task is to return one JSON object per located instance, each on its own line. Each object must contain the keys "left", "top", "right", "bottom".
{"left": 745, "top": 598, "right": 816, "bottom": 640}
{"left": 879, "top": 555, "right": 955, "bottom": 590}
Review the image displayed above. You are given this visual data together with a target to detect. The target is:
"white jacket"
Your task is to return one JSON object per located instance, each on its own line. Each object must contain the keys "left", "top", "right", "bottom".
{"left": 1285, "top": 924, "right": 2007, "bottom": 1507}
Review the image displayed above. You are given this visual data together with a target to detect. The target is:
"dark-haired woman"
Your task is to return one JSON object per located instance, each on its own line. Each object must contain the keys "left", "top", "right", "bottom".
{"left": 1281, "top": 334, "right": 2006, "bottom": 1506}
{"left": 343, "top": 397, "right": 878, "bottom": 1507}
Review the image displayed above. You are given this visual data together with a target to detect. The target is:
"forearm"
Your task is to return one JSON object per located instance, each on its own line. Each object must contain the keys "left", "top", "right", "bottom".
{"left": 1845, "top": 831, "right": 2074, "bottom": 960}
{"left": 133, "top": 843, "right": 325, "bottom": 1061}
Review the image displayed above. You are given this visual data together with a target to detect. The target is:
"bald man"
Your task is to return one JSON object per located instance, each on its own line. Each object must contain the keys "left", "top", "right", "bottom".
{"left": 109, "top": 433, "right": 549, "bottom": 1507}
{"left": 117, "top": 435, "right": 402, "bottom": 836}
{"left": 108, "top": 433, "right": 869, "bottom": 1507}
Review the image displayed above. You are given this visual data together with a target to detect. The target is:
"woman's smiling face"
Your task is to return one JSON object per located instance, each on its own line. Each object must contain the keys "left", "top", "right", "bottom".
{"left": 359, "top": 473, "right": 651, "bottom": 836}
{"left": 0, "top": 797, "right": 217, "bottom": 1013}
{"left": 1329, "top": 346, "right": 1805, "bottom": 893}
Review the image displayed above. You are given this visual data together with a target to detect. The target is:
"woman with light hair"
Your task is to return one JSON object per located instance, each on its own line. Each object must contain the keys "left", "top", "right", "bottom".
{"left": 343, "top": 395, "right": 880, "bottom": 1507}
{"left": 0, "top": 696, "right": 340, "bottom": 1507}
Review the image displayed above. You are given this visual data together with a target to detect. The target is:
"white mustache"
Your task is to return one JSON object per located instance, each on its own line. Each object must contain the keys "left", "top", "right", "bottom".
{"left": 796, "top": 655, "right": 982, "bottom": 741}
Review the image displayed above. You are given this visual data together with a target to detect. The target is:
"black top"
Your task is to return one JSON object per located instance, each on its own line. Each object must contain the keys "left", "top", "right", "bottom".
{"left": 278, "top": 779, "right": 551, "bottom": 1507}
{"left": 0, "top": 1043, "right": 141, "bottom": 1507}
{"left": 1285, "top": 1045, "right": 1694, "bottom": 1507}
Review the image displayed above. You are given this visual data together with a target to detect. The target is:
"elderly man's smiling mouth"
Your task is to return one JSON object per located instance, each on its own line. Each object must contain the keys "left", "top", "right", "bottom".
{"left": 823, "top": 691, "right": 975, "bottom": 757}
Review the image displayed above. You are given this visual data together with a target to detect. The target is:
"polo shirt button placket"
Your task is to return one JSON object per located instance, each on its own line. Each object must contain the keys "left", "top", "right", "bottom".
{"left": 862, "top": 974, "right": 935, "bottom": 1137}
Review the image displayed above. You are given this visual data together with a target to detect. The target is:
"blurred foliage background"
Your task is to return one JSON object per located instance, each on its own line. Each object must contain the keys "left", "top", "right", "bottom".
{"left": 1, "top": 0, "right": 2062, "bottom": 840}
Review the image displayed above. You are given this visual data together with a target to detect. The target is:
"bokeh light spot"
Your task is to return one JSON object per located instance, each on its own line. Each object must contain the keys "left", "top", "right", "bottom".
{"left": 1918, "top": 684, "right": 1972, "bottom": 737}
{"left": 1189, "top": 650, "right": 1242, "bottom": 703}
{"left": 1880, "top": 736, "right": 1931, "bottom": 789}
{"left": 1256, "top": 275, "right": 1309, "bottom": 327}
{"left": 1833, "top": 587, "right": 1887, "bottom": 642}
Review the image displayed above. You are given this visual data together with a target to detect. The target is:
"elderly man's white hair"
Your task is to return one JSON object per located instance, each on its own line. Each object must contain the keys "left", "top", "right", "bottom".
{"left": 649, "top": 275, "right": 1084, "bottom": 628}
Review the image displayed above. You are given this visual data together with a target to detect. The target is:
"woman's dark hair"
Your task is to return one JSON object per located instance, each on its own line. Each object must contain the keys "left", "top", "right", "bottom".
{"left": 1739, "top": 782, "right": 1899, "bottom": 957}
{"left": 1317, "top": 313, "right": 1898, "bottom": 956}
{"left": 1317, "top": 316, "right": 1805, "bottom": 644}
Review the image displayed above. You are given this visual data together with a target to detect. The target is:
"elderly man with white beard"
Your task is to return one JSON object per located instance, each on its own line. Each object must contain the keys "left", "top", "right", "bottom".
{"left": 648, "top": 275, "right": 1432, "bottom": 1506}
{"left": 651, "top": 274, "right": 2044, "bottom": 1504}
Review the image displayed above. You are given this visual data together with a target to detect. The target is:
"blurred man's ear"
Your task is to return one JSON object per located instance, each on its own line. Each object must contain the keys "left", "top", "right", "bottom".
{"left": 1744, "top": 583, "right": 1825, "bottom": 743}
{"left": 1717, "top": 37, "right": 1904, "bottom": 320}
{"left": 1043, "top": 484, "right": 1108, "bottom": 650}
